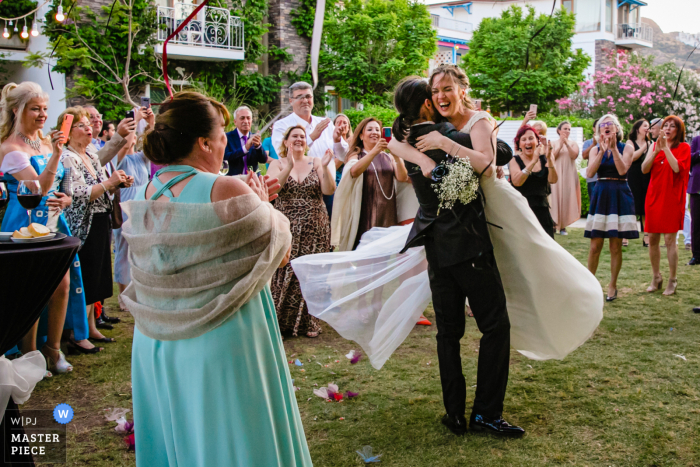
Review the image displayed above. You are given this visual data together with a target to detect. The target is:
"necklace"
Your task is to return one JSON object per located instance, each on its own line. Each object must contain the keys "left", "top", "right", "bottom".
{"left": 370, "top": 160, "right": 395, "bottom": 200}
{"left": 17, "top": 131, "right": 42, "bottom": 152}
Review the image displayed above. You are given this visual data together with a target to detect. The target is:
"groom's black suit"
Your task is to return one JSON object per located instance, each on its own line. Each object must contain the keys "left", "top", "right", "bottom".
{"left": 402, "top": 122, "right": 511, "bottom": 421}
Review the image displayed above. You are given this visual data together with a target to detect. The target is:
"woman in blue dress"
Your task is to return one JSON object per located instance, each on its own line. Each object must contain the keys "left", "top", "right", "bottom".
{"left": 0, "top": 82, "right": 92, "bottom": 373}
{"left": 124, "top": 92, "right": 312, "bottom": 466}
{"left": 584, "top": 114, "right": 639, "bottom": 302}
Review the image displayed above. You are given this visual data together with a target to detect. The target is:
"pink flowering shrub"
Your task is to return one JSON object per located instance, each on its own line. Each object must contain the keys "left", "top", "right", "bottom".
{"left": 556, "top": 49, "right": 700, "bottom": 132}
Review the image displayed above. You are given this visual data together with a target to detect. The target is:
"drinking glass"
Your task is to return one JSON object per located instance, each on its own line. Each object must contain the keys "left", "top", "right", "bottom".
{"left": 17, "top": 180, "right": 42, "bottom": 226}
{"left": 0, "top": 181, "right": 8, "bottom": 209}
{"left": 220, "top": 160, "right": 229, "bottom": 176}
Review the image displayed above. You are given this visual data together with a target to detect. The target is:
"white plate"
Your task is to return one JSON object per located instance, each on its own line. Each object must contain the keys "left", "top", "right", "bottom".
{"left": 0, "top": 232, "right": 12, "bottom": 241}
{"left": 11, "top": 232, "right": 57, "bottom": 243}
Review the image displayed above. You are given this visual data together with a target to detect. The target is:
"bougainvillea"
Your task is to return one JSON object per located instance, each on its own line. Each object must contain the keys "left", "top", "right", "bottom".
{"left": 556, "top": 49, "right": 700, "bottom": 132}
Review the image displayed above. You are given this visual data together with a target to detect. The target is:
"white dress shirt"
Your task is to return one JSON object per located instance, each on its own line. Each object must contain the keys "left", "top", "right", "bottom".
{"left": 271, "top": 112, "right": 349, "bottom": 177}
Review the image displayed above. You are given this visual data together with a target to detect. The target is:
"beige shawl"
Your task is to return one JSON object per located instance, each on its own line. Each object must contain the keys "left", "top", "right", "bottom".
{"left": 331, "top": 160, "right": 363, "bottom": 251}
{"left": 120, "top": 194, "right": 292, "bottom": 340}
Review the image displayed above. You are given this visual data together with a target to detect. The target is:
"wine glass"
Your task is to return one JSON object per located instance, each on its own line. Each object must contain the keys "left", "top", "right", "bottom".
{"left": 17, "top": 180, "right": 43, "bottom": 226}
{"left": 220, "top": 160, "right": 229, "bottom": 176}
{"left": 0, "top": 182, "right": 8, "bottom": 210}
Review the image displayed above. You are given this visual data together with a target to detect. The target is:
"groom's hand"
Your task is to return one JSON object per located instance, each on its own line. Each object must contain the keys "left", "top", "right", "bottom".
{"left": 420, "top": 158, "right": 437, "bottom": 179}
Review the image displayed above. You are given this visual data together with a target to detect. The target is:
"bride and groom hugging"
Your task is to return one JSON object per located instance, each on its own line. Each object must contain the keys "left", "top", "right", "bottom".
{"left": 293, "top": 64, "right": 603, "bottom": 440}
{"left": 389, "top": 72, "right": 523, "bottom": 437}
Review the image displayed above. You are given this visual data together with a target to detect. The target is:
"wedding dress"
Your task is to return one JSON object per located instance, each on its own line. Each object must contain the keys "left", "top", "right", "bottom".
{"left": 292, "top": 112, "right": 604, "bottom": 369}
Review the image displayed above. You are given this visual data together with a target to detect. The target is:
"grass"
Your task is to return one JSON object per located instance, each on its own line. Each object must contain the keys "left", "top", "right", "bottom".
{"left": 24, "top": 229, "right": 700, "bottom": 466}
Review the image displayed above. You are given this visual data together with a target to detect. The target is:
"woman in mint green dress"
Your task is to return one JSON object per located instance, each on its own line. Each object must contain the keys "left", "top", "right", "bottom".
{"left": 124, "top": 92, "right": 312, "bottom": 466}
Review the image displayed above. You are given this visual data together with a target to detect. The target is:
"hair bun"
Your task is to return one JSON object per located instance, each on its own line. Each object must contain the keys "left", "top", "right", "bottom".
{"left": 0, "top": 83, "right": 18, "bottom": 106}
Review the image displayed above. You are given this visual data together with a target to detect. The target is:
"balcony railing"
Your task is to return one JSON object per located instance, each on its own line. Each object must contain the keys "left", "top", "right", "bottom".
{"left": 616, "top": 22, "right": 653, "bottom": 44}
{"left": 157, "top": 3, "right": 244, "bottom": 51}
{"left": 431, "top": 15, "right": 473, "bottom": 34}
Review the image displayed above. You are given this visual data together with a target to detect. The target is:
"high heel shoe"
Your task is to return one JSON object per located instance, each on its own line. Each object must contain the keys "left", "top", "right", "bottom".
{"left": 67, "top": 339, "right": 103, "bottom": 354}
{"left": 663, "top": 279, "right": 678, "bottom": 296}
{"left": 606, "top": 289, "right": 618, "bottom": 302}
{"left": 646, "top": 275, "right": 663, "bottom": 293}
{"left": 42, "top": 345, "right": 73, "bottom": 374}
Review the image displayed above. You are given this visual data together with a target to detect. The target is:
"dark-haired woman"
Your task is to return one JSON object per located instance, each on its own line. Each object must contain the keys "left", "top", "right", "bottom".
{"left": 510, "top": 125, "right": 558, "bottom": 237}
{"left": 642, "top": 115, "right": 690, "bottom": 296}
{"left": 124, "top": 92, "right": 312, "bottom": 465}
{"left": 332, "top": 117, "right": 409, "bottom": 251}
{"left": 625, "top": 119, "right": 651, "bottom": 246}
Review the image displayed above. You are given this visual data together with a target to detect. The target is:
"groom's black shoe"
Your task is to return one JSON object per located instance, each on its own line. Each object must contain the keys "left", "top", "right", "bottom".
{"left": 687, "top": 257, "right": 699, "bottom": 266}
{"left": 441, "top": 414, "right": 467, "bottom": 436}
{"left": 469, "top": 414, "right": 525, "bottom": 437}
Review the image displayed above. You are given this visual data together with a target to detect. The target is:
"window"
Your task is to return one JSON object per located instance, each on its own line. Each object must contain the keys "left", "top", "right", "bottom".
{"left": 568, "top": 0, "right": 601, "bottom": 32}
{"left": 605, "top": 0, "right": 613, "bottom": 32}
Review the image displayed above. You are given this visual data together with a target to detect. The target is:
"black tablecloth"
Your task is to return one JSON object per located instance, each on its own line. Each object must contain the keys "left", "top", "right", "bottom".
{"left": 0, "top": 237, "right": 80, "bottom": 355}
{"left": 0, "top": 236, "right": 79, "bottom": 466}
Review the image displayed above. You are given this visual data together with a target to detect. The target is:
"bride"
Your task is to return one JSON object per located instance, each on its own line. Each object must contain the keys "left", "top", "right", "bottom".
{"left": 292, "top": 65, "right": 603, "bottom": 369}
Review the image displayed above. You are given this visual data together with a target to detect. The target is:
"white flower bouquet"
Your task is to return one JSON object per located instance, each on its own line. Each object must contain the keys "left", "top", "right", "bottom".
{"left": 430, "top": 156, "right": 480, "bottom": 214}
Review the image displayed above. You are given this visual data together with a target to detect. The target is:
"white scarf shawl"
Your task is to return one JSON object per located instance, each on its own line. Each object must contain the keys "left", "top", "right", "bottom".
{"left": 120, "top": 194, "right": 292, "bottom": 341}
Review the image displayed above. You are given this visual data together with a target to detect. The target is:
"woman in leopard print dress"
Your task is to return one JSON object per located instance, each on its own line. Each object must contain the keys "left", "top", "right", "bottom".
{"left": 267, "top": 125, "right": 336, "bottom": 337}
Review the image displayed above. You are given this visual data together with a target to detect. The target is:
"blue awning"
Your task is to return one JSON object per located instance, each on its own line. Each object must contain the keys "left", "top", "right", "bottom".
{"left": 618, "top": 0, "right": 647, "bottom": 6}
{"left": 437, "top": 35, "right": 469, "bottom": 46}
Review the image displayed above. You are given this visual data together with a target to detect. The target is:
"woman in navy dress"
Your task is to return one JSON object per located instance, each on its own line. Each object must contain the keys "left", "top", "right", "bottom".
{"left": 584, "top": 114, "right": 638, "bottom": 302}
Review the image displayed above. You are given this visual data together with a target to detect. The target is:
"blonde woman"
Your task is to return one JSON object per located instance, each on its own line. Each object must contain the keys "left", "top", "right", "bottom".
{"left": 267, "top": 125, "right": 335, "bottom": 337}
{"left": 550, "top": 121, "right": 582, "bottom": 235}
{"left": 0, "top": 82, "right": 82, "bottom": 371}
{"left": 584, "top": 114, "right": 637, "bottom": 301}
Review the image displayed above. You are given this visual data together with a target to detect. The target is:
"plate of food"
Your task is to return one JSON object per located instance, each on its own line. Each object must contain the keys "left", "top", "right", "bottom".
{"left": 9, "top": 224, "right": 62, "bottom": 243}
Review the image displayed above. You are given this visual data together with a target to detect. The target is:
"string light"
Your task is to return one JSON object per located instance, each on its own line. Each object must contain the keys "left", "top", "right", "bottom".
{"left": 21, "top": 20, "right": 29, "bottom": 39}
{"left": 31, "top": 21, "right": 39, "bottom": 37}
{"left": 2, "top": 22, "right": 8, "bottom": 39}
{"left": 55, "top": 4, "right": 65, "bottom": 22}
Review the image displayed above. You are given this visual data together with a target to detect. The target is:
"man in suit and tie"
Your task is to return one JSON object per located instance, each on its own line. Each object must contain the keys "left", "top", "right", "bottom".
{"left": 224, "top": 106, "right": 267, "bottom": 175}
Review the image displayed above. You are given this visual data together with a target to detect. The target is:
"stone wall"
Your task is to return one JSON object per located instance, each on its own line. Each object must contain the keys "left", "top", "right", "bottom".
{"left": 266, "top": 0, "right": 310, "bottom": 112}
{"left": 594, "top": 39, "right": 616, "bottom": 73}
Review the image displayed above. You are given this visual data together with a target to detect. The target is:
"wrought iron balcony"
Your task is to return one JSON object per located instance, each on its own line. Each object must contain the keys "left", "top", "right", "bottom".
{"left": 616, "top": 22, "right": 653, "bottom": 48}
{"left": 156, "top": 3, "right": 244, "bottom": 61}
{"left": 431, "top": 15, "right": 473, "bottom": 34}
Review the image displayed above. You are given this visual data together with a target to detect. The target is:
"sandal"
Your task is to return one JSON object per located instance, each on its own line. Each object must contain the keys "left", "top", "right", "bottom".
{"left": 417, "top": 316, "right": 432, "bottom": 326}
{"left": 466, "top": 306, "right": 474, "bottom": 318}
{"left": 89, "top": 336, "right": 116, "bottom": 343}
{"left": 42, "top": 345, "right": 73, "bottom": 374}
{"left": 662, "top": 279, "right": 677, "bottom": 296}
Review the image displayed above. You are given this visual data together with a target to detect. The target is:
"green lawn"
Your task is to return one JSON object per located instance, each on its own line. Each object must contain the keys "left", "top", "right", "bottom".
{"left": 24, "top": 229, "right": 700, "bottom": 466}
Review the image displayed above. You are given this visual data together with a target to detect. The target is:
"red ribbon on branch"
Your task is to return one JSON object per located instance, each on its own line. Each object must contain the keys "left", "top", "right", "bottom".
{"left": 160, "top": 0, "right": 211, "bottom": 102}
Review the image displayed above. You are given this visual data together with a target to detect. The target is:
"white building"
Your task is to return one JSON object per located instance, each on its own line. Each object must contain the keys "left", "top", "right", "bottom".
{"left": 425, "top": 0, "right": 653, "bottom": 78}
{"left": 0, "top": 3, "right": 66, "bottom": 128}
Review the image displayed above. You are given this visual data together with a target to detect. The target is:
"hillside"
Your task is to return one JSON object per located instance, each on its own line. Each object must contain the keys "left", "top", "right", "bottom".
{"left": 639, "top": 18, "right": 700, "bottom": 71}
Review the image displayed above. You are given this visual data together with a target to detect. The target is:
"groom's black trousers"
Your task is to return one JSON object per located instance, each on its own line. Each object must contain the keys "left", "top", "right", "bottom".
{"left": 427, "top": 251, "right": 510, "bottom": 420}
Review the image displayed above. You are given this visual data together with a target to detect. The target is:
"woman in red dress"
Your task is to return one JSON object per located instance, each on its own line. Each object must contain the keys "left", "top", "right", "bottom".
{"left": 642, "top": 115, "right": 691, "bottom": 296}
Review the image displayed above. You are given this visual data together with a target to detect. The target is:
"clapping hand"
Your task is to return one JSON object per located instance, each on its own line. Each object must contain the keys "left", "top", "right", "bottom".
{"left": 333, "top": 125, "right": 343, "bottom": 143}
{"left": 310, "top": 118, "right": 331, "bottom": 142}
{"left": 262, "top": 175, "right": 280, "bottom": 202}
{"left": 246, "top": 171, "right": 270, "bottom": 203}
{"left": 657, "top": 134, "right": 668, "bottom": 151}
{"left": 322, "top": 149, "right": 334, "bottom": 167}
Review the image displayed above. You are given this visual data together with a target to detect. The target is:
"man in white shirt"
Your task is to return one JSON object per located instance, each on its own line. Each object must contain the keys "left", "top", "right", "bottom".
{"left": 271, "top": 82, "right": 348, "bottom": 174}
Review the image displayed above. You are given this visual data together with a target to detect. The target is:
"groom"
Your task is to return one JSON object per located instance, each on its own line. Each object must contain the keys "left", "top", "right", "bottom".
{"left": 401, "top": 125, "right": 524, "bottom": 438}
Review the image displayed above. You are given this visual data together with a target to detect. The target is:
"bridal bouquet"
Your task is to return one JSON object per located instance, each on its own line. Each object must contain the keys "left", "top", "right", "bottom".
{"left": 430, "top": 156, "right": 479, "bottom": 213}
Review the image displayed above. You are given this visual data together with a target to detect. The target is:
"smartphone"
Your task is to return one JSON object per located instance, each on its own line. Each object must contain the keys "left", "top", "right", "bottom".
{"left": 140, "top": 96, "right": 151, "bottom": 108}
{"left": 59, "top": 114, "right": 74, "bottom": 144}
{"left": 475, "top": 99, "right": 483, "bottom": 111}
{"left": 529, "top": 104, "right": 537, "bottom": 116}
{"left": 125, "top": 110, "right": 135, "bottom": 120}
{"left": 382, "top": 127, "right": 392, "bottom": 143}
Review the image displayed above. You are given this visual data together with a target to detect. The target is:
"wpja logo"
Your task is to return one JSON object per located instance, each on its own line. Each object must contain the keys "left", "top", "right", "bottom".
{"left": 3, "top": 406, "right": 69, "bottom": 463}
